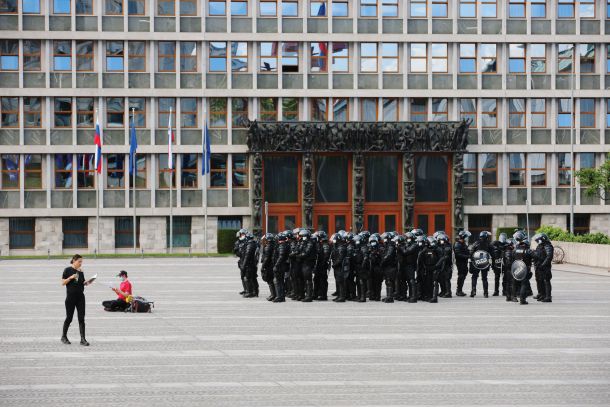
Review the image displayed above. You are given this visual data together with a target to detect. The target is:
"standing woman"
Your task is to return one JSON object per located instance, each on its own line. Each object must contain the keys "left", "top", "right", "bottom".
{"left": 60, "top": 254, "right": 90, "bottom": 346}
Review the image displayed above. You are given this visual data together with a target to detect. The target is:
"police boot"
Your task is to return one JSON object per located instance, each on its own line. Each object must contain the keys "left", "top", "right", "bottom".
{"left": 79, "top": 323, "right": 89, "bottom": 346}
{"left": 273, "top": 279, "right": 285, "bottom": 302}
{"left": 332, "top": 280, "right": 339, "bottom": 297}
{"left": 266, "top": 283, "right": 276, "bottom": 301}
{"left": 303, "top": 281, "right": 313, "bottom": 302}
{"left": 493, "top": 274, "right": 500, "bottom": 296}
{"left": 61, "top": 321, "right": 71, "bottom": 344}
{"left": 438, "top": 279, "right": 446, "bottom": 298}
{"left": 335, "top": 282, "right": 346, "bottom": 302}
{"left": 253, "top": 278, "right": 259, "bottom": 297}
{"left": 443, "top": 279, "right": 452, "bottom": 298}
{"left": 358, "top": 279, "right": 367, "bottom": 302}
{"left": 520, "top": 297, "right": 528, "bottom": 305}
{"left": 382, "top": 283, "right": 394, "bottom": 303}
{"left": 429, "top": 282, "right": 439, "bottom": 303}
{"left": 470, "top": 275, "right": 477, "bottom": 297}
{"left": 542, "top": 280, "right": 552, "bottom": 302}
{"left": 482, "top": 277, "right": 489, "bottom": 298}
{"left": 456, "top": 275, "right": 466, "bottom": 296}
{"left": 408, "top": 280, "right": 418, "bottom": 303}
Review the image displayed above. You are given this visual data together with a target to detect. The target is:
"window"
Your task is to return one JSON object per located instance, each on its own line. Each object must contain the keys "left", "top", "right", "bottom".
{"left": 76, "top": 97, "right": 94, "bottom": 127}
{"left": 1, "top": 97, "right": 18, "bottom": 128}
{"left": 365, "top": 155, "right": 398, "bottom": 202}
{"left": 459, "top": 44, "right": 476, "bottom": 73}
{"left": 107, "top": 154, "right": 125, "bottom": 188}
{"left": 360, "top": 0, "right": 376, "bottom": 16}
{"left": 209, "top": 0, "right": 226, "bottom": 15}
{"left": 332, "top": 42, "right": 349, "bottom": 72}
{"left": 481, "top": 99, "right": 497, "bottom": 128}
{"left": 460, "top": 98, "right": 476, "bottom": 126}
{"left": 167, "top": 216, "right": 191, "bottom": 248}
{"left": 382, "top": 98, "right": 398, "bottom": 121}
{"left": 158, "top": 41, "right": 176, "bottom": 72}
{"left": 468, "top": 214, "right": 492, "bottom": 238}
{"left": 309, "top": 0, "right": 326, "bottom": 17}
{"left": 106, "top": 98, "right": 125, "bottom": 128}
{"left": 557, "top": 44, "right": 573, "bottom": 73}
{"left": 315, "top": 155, "right": 348, "bottom": 203}
{"left": 282, "top": 98, "right": 299, "bottom": 121}
{"left": 382, "top": 0, "right": 398, "bottom": 17}
{"left": 431, "top": 43, "right": 447, "bottom": 73}
{"left": 23, "top": 40, "right": 41, "bottom": 71}
{"left": 128, "top": 41, "right": 146, "bottom": 72}
{"left": 509, "top": 0, "right": 525, "bottom": 17}
{"left": 607, "top": 45, "right": 610, "bottom": 74}
{"left": 23, "top": 0, "right": 41, "bottom": 13}
{"left": 128, "top": 0, "right": 145, "bottom": 14}
{"left": 63, "top": 218, "right": 88, "bottom": 249}
{"left": 311, "top": 98, "right": 328, "bottom": 121}
{"left": 129, "top": 98, "right": 146, "bottom": 127}
{"left": 282, "top": 42, "right": 299, "bottom": 72}
{"left": 9, "top": 218, "right": 35, "bottom": 249}
{"left": 259, "top": 42, "right": 277, "bottom": 72}
{"left": 480, "top": 44, "right": 496, "bottom": 73}
{"left": 232, "top": 98, "right": 248, "bottom": 127}
{"left": 509, "top": 153, "right": 525, "bottom": 186}
{"left": 531, "top": 99, "right": 546, "bottom": 128}
{"left": 76, "top": 0, "right": 93, "bottom": 13}
{"left": 106, "top": 41, "right": 123, "bottom": 72}
{"left": 0, "top": 0, "right": 17, "bottom": 12}
{"left": 134, "top": 154, "right": 146, "bottom": 188}
{"left": 432, "top": 98, "right": 447, "bottom": 121}
{"left": 332, "top": 0, "right": 347, "bottom": 16}
{"left": 23, "top": 97, "right": 41, "bottom": 128}
{"left": 105, "top": 0, "right": 123, "bottom": 14}
{"left": 75, "top": 41, "right": 94, "bottom": 72}
{"left": 360, "top": 43, "right": 377, "bottom": 72}
{"left": 77, "top": 154, "right": 95, "bottom": 188}
{"left": 181, "top": 153, "right": 197, "bottom": 188}
{"left": 558, "top": 99, "right": 573, "bottom": 128}
{"left": 531, "top": 0, "right": 545, "bottom": 17}
{"left": 54, "top": 0, "right": 71, "bottom": 13}
{"left": 459, "top": 0, "right": 475, "bottom": 17}
{"left": 580, "top": 152, "right": 596, "bottom": 170}
{"left": 180, "top": 98, "right": 197, "bottom": 128}
{"left": 410, "top": 98, "right": 427, "bottom": 122}
{"left": 260, "top": 0, "right": 277, "bottom": 16}
{"left": 209, "top": 42, "right": 227, "bottom": 72}
{"left": 233, "top": 154, "right": 248, "bottom": 188}
{"left": 158, "top": 98, "right": 175, "bottom": 128}
{"left": 180, "top": 42, "right": 197, "bottom": 72}
{"left": 1, "top": 155, "right": 19, "bottom": 189}
{"left": 410, "top": 0, "right": 426, "bottom": 17}
{"left": 568, "top": 214, "right": 590, "bottom": 236}
{"left": 181, "top": 0, "right": 197, "bottom": 15}
{"left": 115, "top": 217, "right": 140, "bottom": 248}
{"left": 379, "top": 43, "right": 398, "bottom": 73}
{"left": 0, "top": 40, "right": 18, "bottom": 70}
{"left": 158, "top": 154, "right": 175, "bottom": 188}
{"left": 210, "top": 98, "right": 227, "bottom": 128}
{"left": 432, "top": 0, "right": 448, "bottom": 17}
{"left": 480, "top": 0, "right": 496, "bottom": 17}
{"left": 530, "top": 153, "right": 546, "bottom": 186}
{"left": 158, "top": 0, "right": 175, "bottom": 15}
{"left": 360, "top": 98, "right": 377, "bottom": 121}
{"left": 53, "top": 41, "right": 71, "bottom": 71}
{"left": 54, "top": 97, "right": 72, "bottom": 127}
{"left": 509, "top": 44, "right": 525, "bottom": 73}
{"left": 607, "top": 99, "right": 610, "bottom": 127}
{"left": 332, "top": 98, "right": 349, "bottom": 121}
{"left": 410, "top": 43, "right": 426, "bottom": 73}
{"left": 509, "top": 99, "right": 525, "bottom": 128}
{"left": 463, "top": 154, "right": 477, "bottom": 188}
{"left": 231, "top": 42, "right": 248, "bottom": 72}
{"left": 259, "top": 98, "right": 278, "bottom": 121}
{"left": 231, "top": 0, "right": 248, "bottom": 15}
{"left": 481, "top": 153, "right": 497, "bottom": 186}
{"left": 580, "top": 99, "right": 595, "bottom": 128}
{"left": 210, "top": 154, "right": 227, "bottom": 188}
{"left": 282, "top": 0, "right": 298, "bottom": 16}
{"left": 530, "top": 44, "right": 546, "bottom": 73}
{"left": 55, "top": 154, "right": 73, "bottom": 189}
{"left": 558, "top": 0, "right": 574, "bottom": 18}
{"left": 580, "top": 0, "right": 595, "bottom": 17}
{"left": 310, "top": 42, "right": 328, "bottom": 73}
{"left": 580, "top": 44, "right": 595, "bottom": 74}
{"left": 558, "top": 153, "right": 572, "bottom": 186}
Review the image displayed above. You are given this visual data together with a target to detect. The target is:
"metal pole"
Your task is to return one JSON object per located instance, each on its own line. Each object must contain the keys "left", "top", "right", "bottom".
{"left": 169, "top": 107, "right": 173, "bottom": 254}
{"left": 132, "top": 108, "right": 137, "bottom": 254}
{"left": 96, "top": 169, "right": 100, "bottom": 255}
{"left": 264, "top": 201, "right": 269, "bottom": 233}
{"left": 569, "top": 55, "right": 575, "bottom": 234}
{"left": 525, "top": 199, "right": 530, "bottom": 240}
{"left": 203, "top": 103, "right": 208, "bottom": 255}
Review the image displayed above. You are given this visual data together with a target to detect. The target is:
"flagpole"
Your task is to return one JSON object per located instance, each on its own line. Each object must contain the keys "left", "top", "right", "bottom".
{"left": 95, "top": 108, "right": 100, "bottom": 256}
{"left": 132, "top": 108, "right": 137, "bottom": 254}
{"left": 169, "top": 107, "right": 173, "bottom": 254}
{"left": 203, "top": 103, "right": 208, "bottom": 254}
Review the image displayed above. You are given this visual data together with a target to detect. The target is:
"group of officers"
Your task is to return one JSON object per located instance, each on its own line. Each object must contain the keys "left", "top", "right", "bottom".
{"left": 233, "top": 227, "right": 555, "bottom": 305}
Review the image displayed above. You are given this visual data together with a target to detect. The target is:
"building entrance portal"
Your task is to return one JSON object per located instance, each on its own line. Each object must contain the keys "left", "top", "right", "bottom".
{"left": 413, "top": 154, "right": 452, "bottom": 237}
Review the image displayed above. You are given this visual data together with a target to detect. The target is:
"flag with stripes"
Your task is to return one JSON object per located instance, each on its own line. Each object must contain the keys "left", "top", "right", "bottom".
{"left": 167, "top": 110, "right": 174, "bottom": 170}
{"left": 94, "top": 113, "right": 102, "bottom": 174}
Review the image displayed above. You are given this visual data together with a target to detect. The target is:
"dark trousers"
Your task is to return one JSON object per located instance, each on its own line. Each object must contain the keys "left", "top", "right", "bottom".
{"left": 102, "top": 299, "right": 129, "bottom": 312}
{"left": 456, "top": 263, "right": 468, "bottom": 292}
{"left": 470, "top": 267, "right": 489, "bottom": 293}
{"left": 313, "top": 266, "right": 328, "bottom": 299}
{"left": 64, "top": 293, "right": 85, "bottom": 338}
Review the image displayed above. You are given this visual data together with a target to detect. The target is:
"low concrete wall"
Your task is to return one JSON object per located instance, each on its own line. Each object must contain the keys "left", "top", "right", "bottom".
{"left": 552, "top": 240, "right": 610, "bottom": 269}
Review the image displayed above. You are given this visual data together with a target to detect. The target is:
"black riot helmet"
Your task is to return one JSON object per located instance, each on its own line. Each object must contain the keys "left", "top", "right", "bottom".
{"left": 416, "top": 235, "right": 427, "bottom": 247}
{"left": 368, "top": 234, "right": 379, "bottom": 247}
{"left": 380, "top": 232, "right": 391, "bottom": 243}
{"left": 298, "top": 229, "right": 311, "bottom": 240}
{"left": 353, "top": 235, "right": 363, "bottom": 245}
{"left": 277, "top": 232, "right": 287, "bottom": 242}
{"left": 411, "top": 228, "right": 424, "bottom": 237}
{"left": 498, "top": 233, "right": 508, "bottom": 244}
{"left": 533, "top": 233, "right": 549, "bottom": 244}
{"left": 238, "top": 228, "right": 249, "bottom": 240}
{"left": 359, "top": 231, "right": 371, "bottom": 242}
{"left": 316, "top": 230, "right": 328, "bottom": 241}
{"left": 404, "top": 231, "right": 415, "bottom": 242}
{"left": 262, "top": 232, "right": 275, "bottom": 242}
{"left": 346, "top": 232, "right": 355, "bottom": 241}
{"left": 458, "top": 230, "right": 471, "bottom": 241}
{"left": 479, "top": 231, "right": 492, "bottom": 242}
{"left": 393, "top": 235, "right": 406, "bottom": 245}
{"left": 427, "top": 236, "right": 437, "bottom": 247}
{"left": 513, "top": 230, "right": 527, "bottom": 243}
{"left": 437, "top": 233, "right": 449, "bottom": 245}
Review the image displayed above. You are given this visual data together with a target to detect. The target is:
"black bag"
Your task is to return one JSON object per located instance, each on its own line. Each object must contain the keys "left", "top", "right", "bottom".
{"left": 130, "top": 296, "right": 154, "bottom": 313}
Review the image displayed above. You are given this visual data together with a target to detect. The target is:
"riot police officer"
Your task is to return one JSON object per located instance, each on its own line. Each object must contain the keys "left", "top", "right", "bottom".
{"left": 260, "top": 233, "right": 277, "bottom": 301}
{"left": 437, "top": 233, "right": 453, "bottom": 298}
{"left": 297, "top": 229, "right": 317, "bottom": 302}
{"left": 417, "top": 236, "right": 444, "bottom": 303}
{"left": 394, "top": 235, "right": 408, "bottom": 301}
{"left": 454, "top": 231, "right": 471, "bottom": 296}
{"left": 353, "top": 234, "right": 369, "bottom": 302}
{"left": 533, "top": 233, "right": 554, "bottom": 302}
{"left": 380, "top": 232, "right": 398, "bottom": 303}
{"left": 234, "top": 228, "right": 249, "bottom": 296}
{"left": 469, "top": 231, "right": 492, "bottom": 298}
{"left": 401, "top": 232, "right": 420, "bottom": 303}
{"left": 240, "top": 233, "right": 260, "bottom": 298}
{"left": 331, "top": 231, "right": 348, "bottom": 302}
{"left": 367, "top": 234, "right": 384, "bottom": 301}
{"left": 506, "top": 230, "right": 534, "bottom": 305}
{"left": 289, "top": 228, "right": 304, "bottom": 301}
{"left": 490, "top": 233, "right": 510, "bottom": 296}
{"left": 344, "top": 232, "right": 357, "bottom": 301}
{"left": 313, "top": 231, "right": 331, "bottom": 301}
{"left": 272, "top": 232, "right": 289, "bottom": 303}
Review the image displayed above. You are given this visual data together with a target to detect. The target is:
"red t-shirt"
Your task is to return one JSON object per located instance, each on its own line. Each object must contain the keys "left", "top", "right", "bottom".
{"left": 118, "top": 280, "right": 132, "bottom": 300}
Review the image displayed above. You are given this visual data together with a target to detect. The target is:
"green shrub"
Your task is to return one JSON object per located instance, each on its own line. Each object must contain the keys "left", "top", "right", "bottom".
{"left": 496, "top": 227, "right": 518, "bottom": 239}
{"left": 535, "top": 225, "right": 610, "bottom": 245}
{"left": 217, "top": 229, "right": 239, "bottom": 253}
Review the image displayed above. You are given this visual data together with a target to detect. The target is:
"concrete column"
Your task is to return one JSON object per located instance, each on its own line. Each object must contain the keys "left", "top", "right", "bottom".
{"left": 35, "top": 217, "right": 63, "bottom": 255}
{"left": 139, "top": 216, "right": 167, "bottom": 252}
{"left": 88, "top": 216, "right": 114, "bottom": 254}
{"left": 541, "top": 214, "right": 567, "bottom": 231}
{"left": 191, "top": 215, "right": 218, "bottom": 253}
{"left": 589, "top": 214, "right": 610, "bottom": 235}
{"left": 0, "top": 218, "right": 9, "bottom": 255}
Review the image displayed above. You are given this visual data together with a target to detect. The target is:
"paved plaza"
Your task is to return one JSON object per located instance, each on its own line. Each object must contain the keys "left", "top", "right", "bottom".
{"left": 0, "top": 257, "right": 609, "bottom": 406}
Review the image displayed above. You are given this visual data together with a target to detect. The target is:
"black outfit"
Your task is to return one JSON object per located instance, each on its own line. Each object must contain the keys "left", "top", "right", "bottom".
{"left": 367, "top": 244, "right": 384, "bottom": 301}
{"left": 417, "top": 246, "right": 444, "bottom": 302}
{"left": 344, "top": 241, "right": 357, "bottom": 301}
{"left": 395, "top": 243, "right": 408, "bottom": 301}
{"left": 506, "top": 243, "right": 534, "bottom": 304}
{"left": 438, "top": 242, "right": 453, "bottom": 298}
{"left": 353, "top": 243, "right": 369, "bottom": 302}
{"left": 331, "top": 242, "right": 347, "bottom": 302}
{"left": 102, "top": 299, "right": 128, "bottom": 312}
{"left": 454, "top": 240, "right": 470, "bottom": 296}
{"left": 313, "top": 240, "right": 331, "bottom": 300}
{"left": 298, "top": 238, "right": 317, "bottom": 302}
{"left": 503, "top": 245, "right": 516, "bottom": 302}
{"left": 289, "top": 240, "right": 303, "bottom": 300}
{"left": 272, "top": 240, "right": 289, "bottom": 302}
{"left": 402, "top": 242, "right": 420, "bottom": 303}
{"left": 534, "top": 241, "right": 554, "bottom": 302}
{"left": 62, "top": 267, "right": 87, "bottom": 344}
{"left": 261, "top": 240, "right": 277, "bottom": 301}
{"left": 381, "top": 242, "right": 397, "bottom": 303}
{"left": 234, "top": 239, "right": 247, "bottom": 295}
{"left": 469, "top": 239, "right": 491, "bottom": 297}
{"left": 240, "top": 239, "right": 259, "bottom": 298}
{"left": 490, "top": 240, "right": 509, "bottom": 296}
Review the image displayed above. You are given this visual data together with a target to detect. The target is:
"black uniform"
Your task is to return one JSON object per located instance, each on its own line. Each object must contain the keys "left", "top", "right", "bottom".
{"left": 261, "top": 239, "right": 277, "bottom": 301}
{"left": 438, "top": 241, "right": 453, "bottom": 298}
{"left": 367, "top": 243, "right": 384, "bottom": 301}
{"left": 401, "top": 242, "right": 420, "bottom": 302}
{"left": 272, "top": 239, "right": 289, "bottom": 302}
{"left": 289, "top": 239, "right": 303, "bottom": 300}
{"left": 353, "top": 241, "right": 369, "bottom": 302}
{"left": 490, "top": 240, "right": 509, "bottom": 296}
{"left": 234, "top": 239, "right": 247, "bottom": 294}
{"left": 417, "top": 245, "right": 444, "bottom": 302}
{"left": 298, "top": 237, "right": 317, "bottom": 302}
{"left": 454, "top": 239, "right": 470, "bottom": 296}
{"left": 534, "top": 241, "right": 554, "bottom": 302}
{"left": 381, "top": 242, "right": 397, "bottom": 303}
{"left": 506, "top": 242, "right": 534, "bottom": 304}
{"left": 344, "top": 240, "right": 357, "bottom": 301}
{"left": 331, "top": 241, "right": 347, "bottom": 302}
{"left": 469, "top": 239, "right": 491, "bottom": 297}
{"left": 395, "top": 241, "right": 408, "bottom": 301}
{"left": 240, "top": 238, "right": 259, "bottom": 297}
{"left": 313, "top": 240, "right": 331, "bottom": 300}
{"left": 62, "top": 267, "right": 87, "bottom": 343}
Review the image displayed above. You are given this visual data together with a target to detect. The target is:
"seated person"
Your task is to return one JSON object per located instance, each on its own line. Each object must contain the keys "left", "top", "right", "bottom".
{"left": 102, "top": 270, "right": 132, "bottom": 312}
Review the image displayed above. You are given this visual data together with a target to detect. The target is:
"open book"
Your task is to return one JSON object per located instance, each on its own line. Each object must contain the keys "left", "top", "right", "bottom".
{"left": 85, "top": 274, "right": 97, "bottom": 285}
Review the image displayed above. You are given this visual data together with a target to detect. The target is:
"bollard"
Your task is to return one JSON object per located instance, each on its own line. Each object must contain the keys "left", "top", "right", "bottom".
{"left": 94, "top": 248, "right": 97, "bottom": 259}
{"left": 141, "top": 248, "right": 144, "bottom": 258}
{"left": 47, "top": 249, "right": 50, "bottom": 260}
{"left": 189, "top": 247, "right": 192, "bottom": 258}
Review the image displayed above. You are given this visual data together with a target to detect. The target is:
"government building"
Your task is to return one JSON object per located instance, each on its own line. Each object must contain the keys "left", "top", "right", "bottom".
{"left": 0, "top": 0, "right": 609, "bottom": 254}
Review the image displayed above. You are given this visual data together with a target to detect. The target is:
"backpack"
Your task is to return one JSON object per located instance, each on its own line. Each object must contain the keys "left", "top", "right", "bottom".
{"left": 129, "top": 296, "right": 154, "bottom": 313}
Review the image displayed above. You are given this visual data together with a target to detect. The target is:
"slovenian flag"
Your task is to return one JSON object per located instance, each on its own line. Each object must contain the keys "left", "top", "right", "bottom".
{"left": 129, "top": 111, "right": 138, "bottom": 175}
{"left": 202, "top": 119, "right": 211, "bottom": 175}
{"left": 94, "top": 113, "right": 102, "bottom": 174}
{"left": 167, "top": 109, "right": 174, "bottom": 170}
